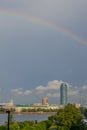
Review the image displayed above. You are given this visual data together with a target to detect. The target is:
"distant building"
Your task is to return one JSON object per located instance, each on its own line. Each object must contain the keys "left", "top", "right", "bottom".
{"left": 33, "top": 103, "right": 42, "bottom": 106}
{"left": 0, "top": 99, "right": 15, "bottom": 110}
{"left": 42, "top": 97, "right": 48, "bottom": 105}
{"left": 60, "top": 83, "right": 67, "bottom": 105}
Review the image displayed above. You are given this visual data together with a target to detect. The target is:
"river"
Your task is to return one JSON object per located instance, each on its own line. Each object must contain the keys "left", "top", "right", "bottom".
{"left": 0, "top": 113, "right": 52, "bottom": 125}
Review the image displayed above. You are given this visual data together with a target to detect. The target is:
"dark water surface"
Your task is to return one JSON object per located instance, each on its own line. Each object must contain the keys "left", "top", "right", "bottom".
{"left": 0, "top": 113, "right": 51, "bottom": 125}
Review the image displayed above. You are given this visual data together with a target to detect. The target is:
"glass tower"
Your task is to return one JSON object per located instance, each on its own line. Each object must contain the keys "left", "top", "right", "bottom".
{"left": 60, "top": 83, "right": 67, "bottom": 105}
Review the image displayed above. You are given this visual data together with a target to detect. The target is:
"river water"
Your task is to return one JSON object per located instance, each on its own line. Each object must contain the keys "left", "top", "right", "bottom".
{"left": 0, "top": 113, "right": 52, "bottom": 125}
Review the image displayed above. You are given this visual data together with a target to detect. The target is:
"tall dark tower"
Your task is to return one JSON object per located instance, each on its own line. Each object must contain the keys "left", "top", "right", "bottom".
{"left": 60, "top": 83, "right": 67, "bottom": 105}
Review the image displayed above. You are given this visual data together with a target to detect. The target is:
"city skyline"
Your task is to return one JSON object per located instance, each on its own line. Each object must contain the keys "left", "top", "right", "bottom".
{"left": 0, "top": 1, "right": 87, "bottom": 104}
{"left": 0, "top": 80, "right": 86, "bottom": 105}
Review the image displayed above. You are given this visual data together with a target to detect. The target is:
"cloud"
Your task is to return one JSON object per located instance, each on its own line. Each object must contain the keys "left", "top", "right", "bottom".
{"left": 36, "top": 85, "right": 47, "bottom": 91}
{"left": 47, "top": 93, "right": 59, "bottom": 98}
{"left": 48, "top": 80, "right": 62, "bottom": 89}
{"left": 11, "top": 88, "right": 32, "bottom": 95}
{"left": 82, "top": 85, "right": 87, "bottom": 90}
{"left": 24, "top": 90, "right": 32, "bottom": 95}
{"left": 36, "top": 80, "right": 62, "bottom": 92}
{"left": 11, "top": 88, "right": 22, "bottom": 93}
{"left": 68, "top": 90, "right": 79, "bottom": 96}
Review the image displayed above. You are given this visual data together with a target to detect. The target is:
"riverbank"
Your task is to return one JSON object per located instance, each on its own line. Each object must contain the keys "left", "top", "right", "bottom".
{"left": 0, "top": 111, "right": 56, "bottom": 115}
{"left": 14, "top": 111, "right": 56, "bottom": 115}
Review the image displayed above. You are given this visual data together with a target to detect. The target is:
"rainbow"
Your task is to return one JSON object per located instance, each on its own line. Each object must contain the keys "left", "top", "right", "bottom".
{"left": 0, "top": 9, "right": 87, "bottom": 46}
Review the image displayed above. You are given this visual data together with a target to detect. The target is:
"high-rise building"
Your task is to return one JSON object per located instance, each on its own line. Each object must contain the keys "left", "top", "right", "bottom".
{"left": 60, "top": 83, "right": 67, "bottom": 105}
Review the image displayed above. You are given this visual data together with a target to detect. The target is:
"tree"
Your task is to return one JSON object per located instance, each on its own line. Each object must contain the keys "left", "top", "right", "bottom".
{"left": 53, "top": 104, "right": 83, "bottom": 130}
{"left": 83, "top": 108, "right": 87, "bottom": 118}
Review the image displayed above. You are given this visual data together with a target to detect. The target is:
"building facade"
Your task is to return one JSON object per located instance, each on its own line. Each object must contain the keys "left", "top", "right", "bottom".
{"left": 60, "top": 83, "right": 67, "bottom": 105}
{"left": 42, "top": 97, "right": 48, "bottom": 105}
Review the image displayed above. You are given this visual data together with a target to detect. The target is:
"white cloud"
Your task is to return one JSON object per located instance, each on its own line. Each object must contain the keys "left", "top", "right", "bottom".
{"left": 48, "top": 80, "right": 62, "bottom": 89}
{"left": 11, "top": 88, "right": 22, "bottom": 93}
{"left": 82, "top": 85, "right": 87, "bottom": 90}
{"left": 68, "top": 90, "right": 79, "bottom": 96}
{"left": 36, "top": 80, "right": 62, "bottom": 92}
{"left": 36, "top": 85, "right": 47, "bottom": 91}
{"left": 47, "top": 93, "right": 59, "bottom": 98}
{"left": 16, "top": 91, "right": 23, "bottom": 95}
{"left": 24, "top": 90, "right": 32, "bottom": 95}
{"left": 11, "top": 88, "right": 32, "bottom": 95}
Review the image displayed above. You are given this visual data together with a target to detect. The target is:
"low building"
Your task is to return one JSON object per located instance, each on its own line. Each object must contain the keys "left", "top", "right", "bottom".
{"left": 0, "top": 99, "right": 15, "bottom": 111}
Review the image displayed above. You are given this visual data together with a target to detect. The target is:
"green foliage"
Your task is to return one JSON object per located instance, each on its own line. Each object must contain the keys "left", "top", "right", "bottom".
{"left": 36, "top": 121, "right": 47, "bottom": 130}
{"left": 49, "top": 125, "right": 57, "bottom": 130}
{"left": 35, "top": 120, "right": 38, "bottom": 124}
{"left": 53, "top": 104, "right": 83, "bottom": 130}
{"left": 10, "top": 112, "right": 15, "bottom": 123}
{"left": 1, "top": 120, "right": 47, "bottom": 130}
{"left": 42, "top": 120, "right": 52, "bottom": 129}
{"left": 10, "top": 123, "right": 19, "bottom": 130}
{"left": 83, "top": 108, "right": 87, "bottom": 117}
{"left": 70, "top": 122, "right": 87, "bottom": 130}
{"left": 0, "top": 125, "right": 7, "bottom": 130}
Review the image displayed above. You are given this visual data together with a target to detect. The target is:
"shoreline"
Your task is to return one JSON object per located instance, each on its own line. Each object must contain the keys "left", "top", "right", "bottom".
{"left": 0, "top": 112, "right": 56, "bottom": 115}
{"left": 14, "top": 112, "right": 56, "bottom": 114}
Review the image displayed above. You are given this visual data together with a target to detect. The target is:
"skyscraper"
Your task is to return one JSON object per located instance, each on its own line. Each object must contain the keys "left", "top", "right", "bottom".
{"left": 60, "top": 83, "right": 67, "bottom": 105}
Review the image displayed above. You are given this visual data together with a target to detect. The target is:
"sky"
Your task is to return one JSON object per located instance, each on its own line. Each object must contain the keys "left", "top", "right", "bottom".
{"left": 0, "top": 0, "right": 87, "bottom": 104}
